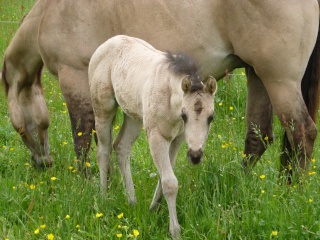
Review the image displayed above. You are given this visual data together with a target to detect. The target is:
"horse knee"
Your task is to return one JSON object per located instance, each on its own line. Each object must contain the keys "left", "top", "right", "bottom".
{"left": 244, "top": 130, "right": 270, "bottom": 156}
{"left": 161, "top": 176, "right": 178, "bottom": 197}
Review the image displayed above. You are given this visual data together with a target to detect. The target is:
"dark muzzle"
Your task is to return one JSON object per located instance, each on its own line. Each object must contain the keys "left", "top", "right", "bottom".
{"left": 187, "top": 149, "right": 203, "bottom": 164}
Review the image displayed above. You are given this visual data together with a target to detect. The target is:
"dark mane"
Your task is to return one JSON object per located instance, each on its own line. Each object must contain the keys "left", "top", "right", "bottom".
{"left": 166, "top": 52, "right": 203, "bottom": 92}
{"left": 2, "top": 60, "right": 9, "bottom": 96}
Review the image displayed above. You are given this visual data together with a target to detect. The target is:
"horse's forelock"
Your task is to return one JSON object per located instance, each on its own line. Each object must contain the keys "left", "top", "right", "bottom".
{"left": 190, "top": 74, "right": 204, "bottom": 93}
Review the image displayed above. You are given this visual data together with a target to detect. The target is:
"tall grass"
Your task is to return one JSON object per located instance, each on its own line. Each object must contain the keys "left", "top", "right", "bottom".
{"left": 1, "top": 1, "right": 320, "bottom": 239}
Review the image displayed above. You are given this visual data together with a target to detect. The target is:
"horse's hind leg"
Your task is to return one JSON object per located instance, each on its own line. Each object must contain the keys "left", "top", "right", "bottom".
{"left": 242, "top": 67, "right": 274, "bottom": 170}
{"left": 265, "top": 81, "right": 317, "bottom": 180}
{"left": 91, "top": 92, "right": 117, "bottom": 191}
{"left": 113, "top": 115, "right": 142, "bottom": 205}
{"left": 150, "top": 133, "right": 184, "bottom": 210}
{"left": 58, "top": 66, "right": 95, "bottom": 176}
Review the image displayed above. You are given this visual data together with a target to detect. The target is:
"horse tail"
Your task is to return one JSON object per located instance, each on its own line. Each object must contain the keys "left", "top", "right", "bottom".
{"left": 281, "top": 9, "right": 320, "bottom": 169}
{"left": 301, "top": 20, "right": 320, "bottom": 122}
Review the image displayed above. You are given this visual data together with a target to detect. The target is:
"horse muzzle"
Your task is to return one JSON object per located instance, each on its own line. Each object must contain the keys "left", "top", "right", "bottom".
{"left": 31, "top": 154, "right": 53, "bottom": 168}
{"left": 187, "top": 149, "right": 203, "bottom": 164}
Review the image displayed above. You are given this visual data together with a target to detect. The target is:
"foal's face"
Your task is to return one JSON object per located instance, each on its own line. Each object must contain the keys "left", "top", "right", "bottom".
{"left": 181, "top": 76, "right": 217, "bottom": 164}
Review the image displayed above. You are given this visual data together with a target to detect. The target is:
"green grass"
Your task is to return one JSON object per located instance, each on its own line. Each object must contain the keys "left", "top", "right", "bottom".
{"left": 1, "top": 1, "right": 320, "bottom": 239}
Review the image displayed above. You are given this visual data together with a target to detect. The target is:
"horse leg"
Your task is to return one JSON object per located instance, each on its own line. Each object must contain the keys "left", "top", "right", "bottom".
{"left": 147, "top": 130, "right": 180, "bottom": 239}
{"left": 58, "top": 66, "right": 95, "bottom": 176}
{"left": 150, "top": 133, "right": 184, "bottom": 210}
{"left": 242, "top": 66, "right": 273, "bottom": 170}
{"left": 92, "top": 98, "right": 117, "bottom": 192}
{"left": 113, "top": 114, "right": 142, "bottom": 205}
{"left": 263, "top": 79, "right": 317, "bottom": 182}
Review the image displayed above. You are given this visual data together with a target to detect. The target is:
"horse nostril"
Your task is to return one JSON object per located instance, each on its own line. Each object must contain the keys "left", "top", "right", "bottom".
{"left": 187, "top": 149, "right": 203, "bottom": 164}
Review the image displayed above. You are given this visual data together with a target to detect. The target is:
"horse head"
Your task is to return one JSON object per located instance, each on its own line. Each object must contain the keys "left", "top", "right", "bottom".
{"left": 181, "top": 75, "right": 217, "bottom": 164}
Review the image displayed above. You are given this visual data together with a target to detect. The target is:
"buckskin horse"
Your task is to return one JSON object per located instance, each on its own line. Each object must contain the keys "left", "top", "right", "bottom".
{"left": 89, "top": 35, "right": 217, "bottom": 237}
{"left": 2, "top": 1, "right": 320, "bottom": 181}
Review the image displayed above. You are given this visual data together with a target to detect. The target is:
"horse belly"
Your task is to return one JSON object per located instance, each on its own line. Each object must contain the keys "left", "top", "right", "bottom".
{"left": 38, "top": 0, "right": 240, "bottom": 79}
{"left": 112, "top": 73, "right": 144, "bottom": 121}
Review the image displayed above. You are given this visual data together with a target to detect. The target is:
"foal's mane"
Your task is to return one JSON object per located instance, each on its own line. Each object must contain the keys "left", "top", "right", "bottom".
{"left": 166, "top": 52, "right": 203, "bottom": 92}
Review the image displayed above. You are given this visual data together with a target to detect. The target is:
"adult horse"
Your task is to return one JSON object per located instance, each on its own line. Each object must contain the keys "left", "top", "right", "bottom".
{"left": 2, "top": 0, "right": 320, "bottom": 179}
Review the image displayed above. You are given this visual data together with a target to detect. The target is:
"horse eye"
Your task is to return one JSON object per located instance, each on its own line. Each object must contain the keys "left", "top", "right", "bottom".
{"left": 207, "top": 114, "right": 214, "bottom": 124}
{"left": 181, "top": 112, "right": 188, "bottom": 123}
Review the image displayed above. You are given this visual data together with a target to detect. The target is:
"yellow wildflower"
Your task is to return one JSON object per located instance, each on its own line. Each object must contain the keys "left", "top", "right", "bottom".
{"left": 66, "top": 215, "right": 70, "bottom": 219}
{"left": 116, "top": 233, "right": 123, "bottom": 238}
{"left": 271, "top": 230, "right": 278, "bottom": 236}
{"left": 85, "top": 162, "right": 91, "bottom": 167}
{"left": 34, "top": 228, "right": 40, "bottom": 234}
{"left": 260, "top": 175, "right": 266, "bottom": 180}
{"left": 229, "top": 106, "right": 234, "bottom": 111}
{"left": 96, "top": 212, "right": 103, "bottom": 218}
{"left": 51, "top": 177, "right": 57, "bottom": 181}
{"left": 117, "top": 213, "right": 124, "bottom": 219}
{"left": 133, "top": 229, "right": 140, "bottom": 237}
{"left": 47, "top": 233, "right": 54, "bottom": 240}
{"left": 40, "top": 224, "right": 46, "bottom": 229}
{"left": 77, "top": 132, "right": 83, "bottom": 136}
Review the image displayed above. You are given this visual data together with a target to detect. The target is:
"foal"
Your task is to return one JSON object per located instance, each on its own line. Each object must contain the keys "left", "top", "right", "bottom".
{"left": 89, "top": 35, "right": 217, "bottom": 239}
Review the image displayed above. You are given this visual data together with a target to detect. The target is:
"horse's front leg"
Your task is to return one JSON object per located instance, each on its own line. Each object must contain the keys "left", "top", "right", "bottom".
{"left": 147, "top": 130, "right": 180, "bottom": 239}
{"left": 113, "top": 115, "right": 142, "bottom": 205}
{"left": 242, "top": 66, "right": 274, "bottom": 170}
{"left": 59, "top": 66, "right": 95, "bottom": 177}
{"left": 150, "top": 133, "right": 184, "bottom": 210}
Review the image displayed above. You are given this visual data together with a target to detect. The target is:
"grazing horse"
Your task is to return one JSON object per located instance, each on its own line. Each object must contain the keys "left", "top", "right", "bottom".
{"left": 2, "top": 0, "right": 320, "bottom": 180}
{"left": 89, "top": 35, "right": 217, "bottom": 238}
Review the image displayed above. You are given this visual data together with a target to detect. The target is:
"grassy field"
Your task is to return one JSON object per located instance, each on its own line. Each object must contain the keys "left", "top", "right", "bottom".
{"left": 1, "top": 1, "right": 320, "bottom": 239}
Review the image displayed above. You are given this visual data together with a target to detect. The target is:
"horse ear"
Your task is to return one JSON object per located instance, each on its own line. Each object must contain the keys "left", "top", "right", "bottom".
{"left": 181, "top": 75, "right": 192, "bottom": 93}
{"left": 205, "top": 76, "right": 217, "bottom": 94}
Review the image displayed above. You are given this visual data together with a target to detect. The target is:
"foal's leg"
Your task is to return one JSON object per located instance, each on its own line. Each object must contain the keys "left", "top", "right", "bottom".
{"left": 242, "top": 67, "right": 274, "bottom": 170}
{"left": 58, "top": 66, "right": 95, "bottom": 176}
{"left": 113, "top": 114, "right": 142, "bottom": 205}
{"left": 92, "top": 98, "right": 117, "bottom": 192}
{"left": 147, "top": 130, "right": 180, "bottom": 239}
{"left": 150, "top": 133, "right": 184, "bottom": 210}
